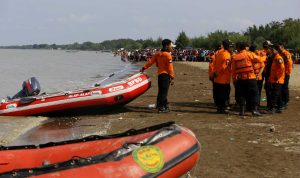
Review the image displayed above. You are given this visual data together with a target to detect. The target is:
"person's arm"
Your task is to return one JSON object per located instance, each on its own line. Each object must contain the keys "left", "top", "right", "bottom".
{"left": 166, "top": 53, "right": 175, "bottom": 85}
{"left": 140, "top": 53, "right": 158, "bottom": 72}
{"left": 231, "top": 57, "right": 236, "bottom": 83}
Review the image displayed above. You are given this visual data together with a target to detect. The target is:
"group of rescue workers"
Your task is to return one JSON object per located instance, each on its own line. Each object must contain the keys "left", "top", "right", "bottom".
{"left": 209, "top": 39, "right": 293, "bottom": 116}
{"left": 139, "top": 38, "right": 292, "bottom": 115}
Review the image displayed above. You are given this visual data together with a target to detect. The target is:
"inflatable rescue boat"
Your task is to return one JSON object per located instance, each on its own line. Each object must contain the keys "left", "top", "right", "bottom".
{"left": 0, "top": 73, "right": 151, "bottom": 116}
{"left": 0, "top": 122, "right": 200, "bottom": 177}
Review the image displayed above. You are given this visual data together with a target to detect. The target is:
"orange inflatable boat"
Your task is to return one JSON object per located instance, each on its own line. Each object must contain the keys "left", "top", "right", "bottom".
{"left": 0, "top": 73, "right": 151, "bottom": 116}
{"left": 0, "top": 122, "right": 200, "bottom": 177}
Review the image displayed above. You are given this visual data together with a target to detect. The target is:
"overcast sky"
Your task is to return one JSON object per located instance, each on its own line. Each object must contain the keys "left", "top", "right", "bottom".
{"left": 0, "top": 0, "right": 299, "bottom": 45}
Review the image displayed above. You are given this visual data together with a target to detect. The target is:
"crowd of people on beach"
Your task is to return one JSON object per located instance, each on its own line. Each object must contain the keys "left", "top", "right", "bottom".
{"left": 115, "top": 48, "right": 213, "bottom": 63}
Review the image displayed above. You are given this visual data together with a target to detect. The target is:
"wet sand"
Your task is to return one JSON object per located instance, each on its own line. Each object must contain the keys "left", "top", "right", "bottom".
{"left": 1, "top": 62, "right": 300, "bottom": 177}
{"left": 0, "top": 116, "right": 47, "bottom": 145}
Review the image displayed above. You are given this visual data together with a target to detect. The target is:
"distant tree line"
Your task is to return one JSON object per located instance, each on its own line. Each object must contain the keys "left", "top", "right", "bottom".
{"left": 1, "top": 18, "right": 299, "bottom": 52}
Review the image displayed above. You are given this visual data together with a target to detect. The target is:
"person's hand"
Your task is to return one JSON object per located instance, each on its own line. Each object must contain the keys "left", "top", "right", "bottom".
{"left": 140, "top": 67, "right": 145, "bottom": 73}
{"left": 213, "top": 72, "right": 218, "bottom": 78}
{"left": 170, "top": 78, "right": 174, "bottom": 86}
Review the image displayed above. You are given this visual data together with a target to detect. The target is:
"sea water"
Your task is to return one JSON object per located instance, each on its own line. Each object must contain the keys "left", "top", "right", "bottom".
{"left": 0, "top": 49, "right": 139, "bottom": 145}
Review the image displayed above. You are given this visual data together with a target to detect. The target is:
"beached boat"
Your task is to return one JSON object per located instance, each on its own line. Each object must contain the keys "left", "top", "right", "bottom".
{"left": 0, "top": 73, "right": 151, "bottom": 116}
{"left": 0, "top": 122, "right": 200, "bottom": 177}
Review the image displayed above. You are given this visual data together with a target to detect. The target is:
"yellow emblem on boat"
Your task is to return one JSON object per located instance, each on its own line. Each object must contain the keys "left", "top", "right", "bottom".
{"left": 132, "top": 145, "right": 164, "bottom": 173}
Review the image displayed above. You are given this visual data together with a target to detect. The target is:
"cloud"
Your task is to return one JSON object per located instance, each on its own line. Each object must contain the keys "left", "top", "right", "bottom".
{"left": 233, "top": 18, "right": 255, "bottom": 28}
{"left": 50, "top": 13, "right": 95, "bottom": 24}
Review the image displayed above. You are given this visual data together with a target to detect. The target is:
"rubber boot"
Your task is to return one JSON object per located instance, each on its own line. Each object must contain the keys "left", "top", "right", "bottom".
{"left": 252, "top": 106, "right": 262, "bottom": 116}
{"left": 239, "top": 105, "right": 245, "bottom": 116}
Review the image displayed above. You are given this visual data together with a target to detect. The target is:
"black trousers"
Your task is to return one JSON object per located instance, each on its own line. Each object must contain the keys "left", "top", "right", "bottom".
{"left": 236, "top": 79, "right": 259, "bottom": 110}
{"left": 257, "top": 80, "right": 263, "bottom": 106}
{"left": 213, "top": 82, "right": 230, "bottom": 109}
{"left": 282, "top": 75, "right": 290, "bottom": 105}
{"left": 265, "top": 83, "right": 272, "bottom": 109}
{"left": 266, "top": 83, "right": 283, "bottom": 110}
{"left": 157, "top": 73, "right": 170, "bottom": 109}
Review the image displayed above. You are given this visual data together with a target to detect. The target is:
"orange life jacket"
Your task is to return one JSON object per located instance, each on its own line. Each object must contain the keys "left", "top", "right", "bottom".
{"left": 232, "top": 50, "right": 256, "bottom": 80}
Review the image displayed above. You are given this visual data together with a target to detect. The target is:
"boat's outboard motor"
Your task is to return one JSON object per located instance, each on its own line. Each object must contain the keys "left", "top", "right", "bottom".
{"left": 11, "top": 77, "right": 41, "bottom": 99}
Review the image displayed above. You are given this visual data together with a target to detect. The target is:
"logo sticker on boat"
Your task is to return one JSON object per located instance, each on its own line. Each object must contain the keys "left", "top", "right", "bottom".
{"left": 127, "top": 77, "right": 143, "bottom": 87}
{"left": 6, "top": 103, "right": 17, "bottom": 109}
{"left": 69, "top": 92, "right": 91, "bottom": 98}
{"left": 92, "top": 90, "right": 102, "bottom": 95}
{"left": 132, "top": 145, "right": 164, "bottom": 173}
{"left": 108, "top": 86, "right": 124, "bottom": 92}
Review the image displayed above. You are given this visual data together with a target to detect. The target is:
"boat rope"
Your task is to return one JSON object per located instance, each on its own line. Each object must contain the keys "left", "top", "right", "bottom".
{"left": 94, "top": 64, "right": 131, "bottom": 86}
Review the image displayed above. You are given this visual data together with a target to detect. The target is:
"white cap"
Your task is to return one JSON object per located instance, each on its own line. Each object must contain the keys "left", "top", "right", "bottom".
{"left": 170, "top": 42, "right": 176, "bottom": 48}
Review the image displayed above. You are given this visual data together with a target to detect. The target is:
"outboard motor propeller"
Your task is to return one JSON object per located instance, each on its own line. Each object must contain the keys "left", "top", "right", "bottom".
{"left": 11, "top": 77, "right": 41, "bottom": 99}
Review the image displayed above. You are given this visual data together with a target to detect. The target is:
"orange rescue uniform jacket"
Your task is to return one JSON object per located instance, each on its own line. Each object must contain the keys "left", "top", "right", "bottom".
{"left": 209, "top": 48, "right": 224, "bottom": 81}
{"left": 281, "top": 49, "right": 293, "bottom": 76}
{"left": 258, "top": 49, "right": 268, "bottom": 73}
{"left": 231, "top": 50, "right": 256, "bottom": 81}
{"left": 212, "top": 49, "right": 231, "bottom": 84}
{"left": 143, "top": 50, "right": 175, "bottom": 79}
{"left": 251, "top": 51, "right": 265, "bottom": 80}
{"left": 269, "top": 53, "right": 285, "bottom": 84}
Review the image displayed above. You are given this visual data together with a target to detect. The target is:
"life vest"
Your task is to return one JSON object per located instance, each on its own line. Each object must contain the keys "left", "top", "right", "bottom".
{"left": 232, "top": 51, "right": 256, "bottom": 80}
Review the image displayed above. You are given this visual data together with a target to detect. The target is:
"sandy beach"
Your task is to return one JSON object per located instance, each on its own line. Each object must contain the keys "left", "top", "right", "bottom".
{"left": 1, "top": 62, "right": 300, "bottom": 177}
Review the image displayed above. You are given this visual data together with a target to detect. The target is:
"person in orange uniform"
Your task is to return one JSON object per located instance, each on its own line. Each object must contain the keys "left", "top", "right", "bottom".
{"left": 212, "top": 39, "right": 233, "bottom": 113}
{"left": 258, "top": 41, "right": 269, "bottom": 83}
{"left": 231, "top": 42, "right": 261, "bottom": 116}
{"left": 209, "top": 45, "right": 223, "bottom": 105}
{"left": 140, "top": 39, "right": 175, "bottom": 113}
{"left": 278, "top": 43, "right": 293, "bottom": 108}
{"left": 249, "top": 44, "right": 265, "bottom": 106}
{"left": 264, "top": 43, "right": 285, "bottom": 113}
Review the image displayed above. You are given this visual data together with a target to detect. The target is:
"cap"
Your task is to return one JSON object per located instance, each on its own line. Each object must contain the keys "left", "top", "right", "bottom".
{"left": 263, "top": 40, "right": 273, "bottom": 48}
{"left": 222, "top": 39, "right": 234, "bottom": 48}
{"left": 170, "top": 42, "right": 176, "bottom": 48}
{"left": 162, "top": 39, "right": 176, "bottom": 48}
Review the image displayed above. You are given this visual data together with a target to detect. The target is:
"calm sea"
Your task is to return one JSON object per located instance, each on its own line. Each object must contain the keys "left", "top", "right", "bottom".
{"left": 0, "top": 49, "right": 140, "bottom": 146}
{"left": 0, "top": 49, "right": 137, "bottom": 98}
